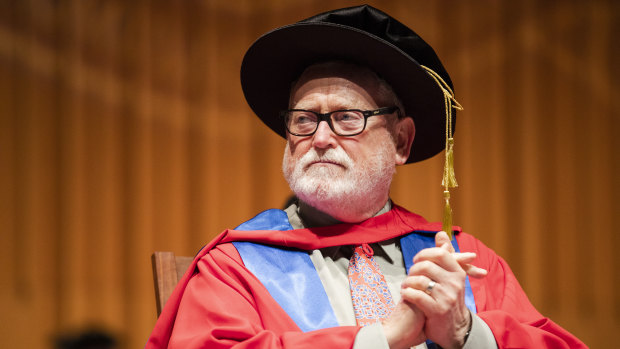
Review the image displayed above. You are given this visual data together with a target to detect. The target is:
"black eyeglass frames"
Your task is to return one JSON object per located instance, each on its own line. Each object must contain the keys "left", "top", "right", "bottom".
{"left": 281, "top": 106, "right": 399, "bottom": 137}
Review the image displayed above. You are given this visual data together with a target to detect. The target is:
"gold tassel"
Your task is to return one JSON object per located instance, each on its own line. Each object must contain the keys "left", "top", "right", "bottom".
{"left": 442, "top": 138, "right": 458, "bottom": 188}
{"left": 420, "top": 65, "right": 463, "bottom": 241}
{"left": 442, "top": 190, "right": 453, "bottom": 240}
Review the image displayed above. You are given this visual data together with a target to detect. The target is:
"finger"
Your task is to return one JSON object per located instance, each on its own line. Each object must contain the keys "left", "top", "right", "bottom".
{"left": 453, "top": 252, "right": 476, "bottom": 264}
{"left": 413, "top": 248, "right": 487, "bottom": 279}
{"left": 461, "top": 264, "right": 488, "bottom": 279}
{"left": 400, "top": 283, "right": 443, "bottom": 316}
{"left": 408, "top": 259, "right": 451, "bottom": 281}
{"left": 453, "top": 252, "right": 488, "bottom": 278}
{"left": 435, "top": 231, "right": 455, "bottom": 252}
{"left": 413, "top": 247, "right": 461, "bottom": 273}
{"left": 400, "top": 283, "right": 436, "bottom": 307}
{"left": 401, "top": 274, "right": 433, "bottom": 290}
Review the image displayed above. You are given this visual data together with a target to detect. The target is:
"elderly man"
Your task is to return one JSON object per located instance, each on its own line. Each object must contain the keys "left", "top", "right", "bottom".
{"left": 147, "top": 5, "right": 585, "bottom": 349}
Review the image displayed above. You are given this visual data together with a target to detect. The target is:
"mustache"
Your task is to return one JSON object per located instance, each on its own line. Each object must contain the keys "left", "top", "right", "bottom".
{"left": 297, "top": 148, "right": 354, "bottom": 170}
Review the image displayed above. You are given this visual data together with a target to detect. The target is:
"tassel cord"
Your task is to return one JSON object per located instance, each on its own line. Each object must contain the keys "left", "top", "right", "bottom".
{"left": 421, "top": 66, "right": 463, "bottom": 240}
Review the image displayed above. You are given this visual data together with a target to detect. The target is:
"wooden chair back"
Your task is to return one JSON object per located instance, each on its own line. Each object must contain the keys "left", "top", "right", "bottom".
{"left": 151, "top": 251, "right": 194, "bottom": 317}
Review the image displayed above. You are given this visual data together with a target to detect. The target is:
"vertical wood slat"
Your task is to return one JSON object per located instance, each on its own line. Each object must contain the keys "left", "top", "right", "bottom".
{"left": 121, "top": 1, "right": 157, "bottom": 347}
{"left": 57, "top": 0, "right": 88, "bottom": 330}
{"left": 552, "top": 0, "right": 581, "bottom": 325}
{"left": 90, "top": 0, "right": 124, "bottom": 330}
{"left": 150, "top": 0, "right": 189, "bottom": 257}
{"left": 14, "top": 2, "right": 60, "bottom": 348}
{"left": 610, "top": 0, "right": 620, "bottom": 325}
{"left": 587, "top": 0, "right": 615, "bottom": 327}
{"left": 0, "top": 1, "right": 20, "bottom": 347}
{"left": 0, "top": 1, "right": 617, "bottom": 348}
{"left": 519, "top": 0, "right": 544, "bottom": 311}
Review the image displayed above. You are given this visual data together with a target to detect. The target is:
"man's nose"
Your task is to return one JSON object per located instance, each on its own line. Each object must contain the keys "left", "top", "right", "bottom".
{"left": 311, "top": 121, "right": 337, "bottom": 149}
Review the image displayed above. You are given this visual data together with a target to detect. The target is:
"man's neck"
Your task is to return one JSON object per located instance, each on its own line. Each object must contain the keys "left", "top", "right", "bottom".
{"left": 286, "top": 199, "right": 392, "bottom": 229}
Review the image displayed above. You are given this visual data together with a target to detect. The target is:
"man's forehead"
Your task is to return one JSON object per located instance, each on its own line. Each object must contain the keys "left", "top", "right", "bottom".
{"left": 290, "top": 77, "right": 380, "bottom": 109}
{"left": 290, "top": 62, "right": 385, "bottom": 108}
{"left": 295, "top": 62, "right": 380, "bottom": 85}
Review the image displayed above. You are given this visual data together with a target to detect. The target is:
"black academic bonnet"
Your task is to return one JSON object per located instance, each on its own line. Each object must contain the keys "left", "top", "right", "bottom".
{"left": 240, "top": 4, "right": 455, "bottom": 163}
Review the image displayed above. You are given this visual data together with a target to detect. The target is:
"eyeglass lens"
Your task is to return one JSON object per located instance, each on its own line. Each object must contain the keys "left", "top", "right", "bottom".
{"left": 285, "top": 110, "right": 365, "bottom": 136}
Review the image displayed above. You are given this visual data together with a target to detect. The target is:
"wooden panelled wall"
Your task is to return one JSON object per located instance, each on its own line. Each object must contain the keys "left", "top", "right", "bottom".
{"left": 1, "top": 0, "right": 617, "bottom": 348}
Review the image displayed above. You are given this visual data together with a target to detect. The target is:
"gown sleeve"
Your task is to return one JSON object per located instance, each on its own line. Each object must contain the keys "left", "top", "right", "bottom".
{"left": 149, "top": 243, "right": 360, "bottom": 349}
{"left": 457, "top": 233, "right": 587, "bottom": 349}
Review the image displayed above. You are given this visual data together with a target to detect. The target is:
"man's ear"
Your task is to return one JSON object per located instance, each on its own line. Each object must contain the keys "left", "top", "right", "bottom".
{"left": 393, "top": 116, "right": 415, "bottom": 165}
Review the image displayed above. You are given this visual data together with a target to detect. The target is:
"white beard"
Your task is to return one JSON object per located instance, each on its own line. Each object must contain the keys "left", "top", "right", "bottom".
{"left": 282, "top": 142, "right": 396, "bottom": 222}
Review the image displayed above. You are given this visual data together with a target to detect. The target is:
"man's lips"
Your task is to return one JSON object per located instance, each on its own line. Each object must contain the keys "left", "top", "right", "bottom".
{"left": 305, "top": 160, "right": 345, "bottom": 169}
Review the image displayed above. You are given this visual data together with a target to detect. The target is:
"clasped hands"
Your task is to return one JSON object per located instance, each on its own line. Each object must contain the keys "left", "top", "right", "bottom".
{"left": 382, "top": 231, "right": 488, "bottom": 349}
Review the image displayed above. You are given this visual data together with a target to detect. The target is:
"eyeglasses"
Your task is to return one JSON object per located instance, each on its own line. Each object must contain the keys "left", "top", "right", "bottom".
{"left": 281, "top": 106, "right": 399, "bottom": 137}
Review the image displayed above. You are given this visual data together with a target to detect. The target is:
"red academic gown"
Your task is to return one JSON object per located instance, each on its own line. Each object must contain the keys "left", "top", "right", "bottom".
{"left": 146, "top": 205, "right": 586, "bottom": 349}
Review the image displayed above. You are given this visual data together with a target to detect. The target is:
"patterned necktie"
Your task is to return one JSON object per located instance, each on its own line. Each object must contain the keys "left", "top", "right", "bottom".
{"left": 348, "top": 243, "right": 395, "bottom": 326}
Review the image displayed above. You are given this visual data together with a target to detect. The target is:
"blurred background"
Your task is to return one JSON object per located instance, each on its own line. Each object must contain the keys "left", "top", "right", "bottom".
{"left": 1, "top": 0, "right": 618, "bottom": 348}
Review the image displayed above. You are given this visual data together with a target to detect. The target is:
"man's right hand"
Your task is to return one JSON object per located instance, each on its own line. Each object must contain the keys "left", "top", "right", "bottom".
{"left": 382, "top": 301, "right": 426, "bottom": 349}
